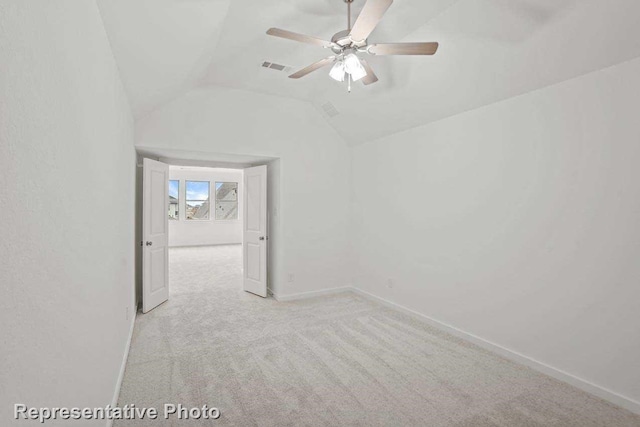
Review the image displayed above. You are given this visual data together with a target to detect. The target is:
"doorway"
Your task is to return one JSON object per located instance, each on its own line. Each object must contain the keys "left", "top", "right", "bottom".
{"left": 167, "top": 165, "right": 245, "bottom": 308}
{"left": 136, "top": 153, "right": 277, "bottom": 314}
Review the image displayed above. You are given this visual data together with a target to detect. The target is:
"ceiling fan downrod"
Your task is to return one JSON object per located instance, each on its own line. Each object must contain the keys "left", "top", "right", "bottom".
{"left": 346, "top": 0, "right": 353, "bottom": 31}
{"left": 343, "top": 0, "right": 356, "bottom": 93}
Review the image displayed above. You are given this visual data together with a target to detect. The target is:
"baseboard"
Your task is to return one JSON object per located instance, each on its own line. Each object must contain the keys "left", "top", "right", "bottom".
{"left": 349, "top": 287, "right": 640, "bottom": 415}
{"left": 272, "top": 286, "right": 353, "bottom": 302}
{"left": 106, "top": 306, "right": 137, "bottom": 427}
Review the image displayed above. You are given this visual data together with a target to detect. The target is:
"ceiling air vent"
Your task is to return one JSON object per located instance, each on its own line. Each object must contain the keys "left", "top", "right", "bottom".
{"left": 261, "top": 61, "right": 293, "bottom": 73}
{"left": 321, "top": 102, "right": 340, "bottom": 118}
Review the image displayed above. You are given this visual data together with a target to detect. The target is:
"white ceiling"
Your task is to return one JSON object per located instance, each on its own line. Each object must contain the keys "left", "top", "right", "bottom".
{"left": 99, "top": 0, "right": 640, "bottom": 145}
{"left": 97, "top": 0, "right": 231, "bottom": 117}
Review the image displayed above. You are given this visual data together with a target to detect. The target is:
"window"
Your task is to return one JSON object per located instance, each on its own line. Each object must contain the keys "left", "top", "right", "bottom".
{"left": 215, "top": 182, "right": 238, "bottom": 220}
{"left": 185, "top": 181, "right": 210, "bottom": 220}
{"left": 168, "top": 180, "right": 179, "bottom": 220}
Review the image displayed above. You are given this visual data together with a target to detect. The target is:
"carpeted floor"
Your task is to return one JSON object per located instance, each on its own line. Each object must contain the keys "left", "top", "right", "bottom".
{"left": 116, "top": 245, "right": 640, "bottom": 426}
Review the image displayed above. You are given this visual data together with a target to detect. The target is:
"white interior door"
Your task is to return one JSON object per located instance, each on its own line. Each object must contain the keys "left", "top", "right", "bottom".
{"left": 243, "top": 165, "right": 268, "bottom": 297}
{"left": 142, "top": 158, "right": 169, "bottom": 313}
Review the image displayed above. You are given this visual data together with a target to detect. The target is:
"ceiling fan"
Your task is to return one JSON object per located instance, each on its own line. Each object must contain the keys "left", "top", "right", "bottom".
{"left": 266, "top": 0, "right": 439, "bottom": 92}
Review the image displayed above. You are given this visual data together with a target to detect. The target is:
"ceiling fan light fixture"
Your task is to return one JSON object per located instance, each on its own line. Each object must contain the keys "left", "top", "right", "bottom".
{"left": 329, "top": 60, "right": 346, "bottom": 82}
{"left": 344, "top": 53, "right": 367, "bottom": 81}
{"left": 267, "top": 0, "right": 439, "bottom": 89}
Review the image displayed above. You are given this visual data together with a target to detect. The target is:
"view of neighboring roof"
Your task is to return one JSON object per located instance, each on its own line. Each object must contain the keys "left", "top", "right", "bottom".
{"left": 215, "top": 185, "right": 237, "bottom": 201}
{"left": 192, "top": 200, "right": 210, "bottom": 219}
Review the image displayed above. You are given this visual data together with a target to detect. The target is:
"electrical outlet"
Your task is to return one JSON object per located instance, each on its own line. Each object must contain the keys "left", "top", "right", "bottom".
{"left": 288, "top": 273, "right": 295, "bottom": 283}
{"left": 386, "top": 278, "right": 394, "bottom": 289}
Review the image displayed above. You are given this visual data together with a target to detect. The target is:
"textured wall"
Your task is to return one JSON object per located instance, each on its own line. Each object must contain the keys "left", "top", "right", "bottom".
{"left": 0, "top": 1, "right": 136, "bottom": 424}
{"left": 351, "top": 58, "right": 640, "bottom": 407}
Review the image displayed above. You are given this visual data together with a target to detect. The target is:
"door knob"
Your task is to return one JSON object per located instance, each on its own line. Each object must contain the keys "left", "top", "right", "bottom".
{"left": 146, "top": 241, "right": 153, "bottom": 246}
{"left": 259, "top": 236, "right": 266, "bottom": 241}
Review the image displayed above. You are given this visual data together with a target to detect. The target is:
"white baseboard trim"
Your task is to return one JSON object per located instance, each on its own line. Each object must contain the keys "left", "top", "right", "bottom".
{"left": 107, "top": 307, "right": 137, "bottom": 427}
{"left": 350, "top": 287, "right": 640, "bottom": 415}
{"left": 271, "top": 286, "right": 353, "bottom": 302}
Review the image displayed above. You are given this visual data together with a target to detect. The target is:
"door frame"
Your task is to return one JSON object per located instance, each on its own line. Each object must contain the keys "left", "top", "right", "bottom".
{"left": 134, "top": 153, "right": 281, "bottom": 309}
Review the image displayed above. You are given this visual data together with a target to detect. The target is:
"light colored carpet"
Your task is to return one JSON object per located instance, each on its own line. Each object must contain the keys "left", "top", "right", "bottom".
{"left": 117, "top": 245, "right": 640, "bottom": 426}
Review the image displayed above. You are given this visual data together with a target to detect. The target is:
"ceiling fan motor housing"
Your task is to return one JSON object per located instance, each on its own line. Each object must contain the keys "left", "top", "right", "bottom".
{"left": 330, "top": 0, "right": 368, "bottom": 54}
{"left": 331, "top": 30, "right": 367, "bottom": 54}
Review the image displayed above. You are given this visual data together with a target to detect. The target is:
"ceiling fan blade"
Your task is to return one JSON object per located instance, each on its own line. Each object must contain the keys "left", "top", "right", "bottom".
{"left": 368, "top": 42, "right": 439, "bottom": 55}
{"left": 289, "top": 57, "right": 336, "bottom": 79}
{"left": 266, "top": 28, "right": 333, "bottom": 48}
{"left": 360, "top": 59, "right": 379, "bottom": 85}
{"left": 349, "top": 0, "right": 394, "bottom": 43}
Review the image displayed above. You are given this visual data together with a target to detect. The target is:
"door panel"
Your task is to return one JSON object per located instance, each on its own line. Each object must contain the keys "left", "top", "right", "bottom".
{"left": 150, "top": 170, "right": 166, "bottom": 235}
{"left": 246, "top": 174, "right": 261, "bottom": 232}
{"left": 246, "top": 243, "right": 261, "bottom": 281}
{"left": 243, "top": 165, "right": 268, "bottom": 297}
{"left": 149, "top": 248, "right": 166, "bottom": 292}
{"left": 143, "top": 158, "right": 169, "bottom": 313}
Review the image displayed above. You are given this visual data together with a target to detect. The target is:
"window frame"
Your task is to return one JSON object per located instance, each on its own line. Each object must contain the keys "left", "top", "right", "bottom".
{"left": 185, "top": 180, "right": 211, "bottom": 221}
{"left": 214, "top": 181, "right": 239, "bottom": 221}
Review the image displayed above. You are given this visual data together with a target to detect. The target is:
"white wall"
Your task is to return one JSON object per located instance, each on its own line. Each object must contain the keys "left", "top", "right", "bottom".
{"left": 0, "top": 2, "right": 136, "bottom": 425}
{"left": 351, "top": 57, "right": 640, "bottom": 407}
{"left": 136, "top": 87, "right": 351, "bottom": 298}
{"left": 168, "top": 166, "right": 243, "bottom": 247}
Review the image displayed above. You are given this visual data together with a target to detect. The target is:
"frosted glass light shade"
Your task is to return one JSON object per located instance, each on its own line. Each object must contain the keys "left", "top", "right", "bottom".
{"left": 344, "top": 54, "right": 367, "bottom": 81}
{"left": 329, "top": 61, "right": 346, "bottom": 82}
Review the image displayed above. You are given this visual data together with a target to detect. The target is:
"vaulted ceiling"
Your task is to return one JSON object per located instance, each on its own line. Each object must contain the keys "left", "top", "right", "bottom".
{"left": 98, "top": 0, "right": 640, "bottom": 145}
